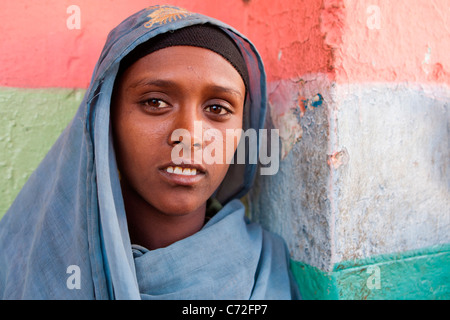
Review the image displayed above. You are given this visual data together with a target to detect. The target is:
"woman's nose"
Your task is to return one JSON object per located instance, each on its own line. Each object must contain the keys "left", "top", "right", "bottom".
{"left": 168, "top": 105, "right": 204, "bottom": 149}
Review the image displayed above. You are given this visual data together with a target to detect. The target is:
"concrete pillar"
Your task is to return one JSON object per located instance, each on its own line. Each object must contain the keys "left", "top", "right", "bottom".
{"left": 249, "top": 0, "right": 450, "bottom": 299}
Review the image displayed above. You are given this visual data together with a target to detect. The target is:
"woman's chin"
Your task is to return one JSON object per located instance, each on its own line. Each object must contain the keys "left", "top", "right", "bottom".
{"left": 153, "top": 198, "right": 207, "bottom": 218}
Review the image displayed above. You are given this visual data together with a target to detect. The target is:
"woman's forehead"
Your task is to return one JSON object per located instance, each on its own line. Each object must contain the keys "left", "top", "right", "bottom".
{"left": 120, "top": 46, "right": 245, "bottom": 95}
{"left": 116, "top": 24, "right": 249, "bottom": 93}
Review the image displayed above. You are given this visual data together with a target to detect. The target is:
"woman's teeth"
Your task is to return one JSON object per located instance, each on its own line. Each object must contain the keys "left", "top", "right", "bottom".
{"left": 165, "top": 166, "right": 197, "bottom": 176}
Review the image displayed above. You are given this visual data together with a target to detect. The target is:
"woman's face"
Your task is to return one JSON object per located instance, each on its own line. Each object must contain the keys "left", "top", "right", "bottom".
{"left": 112, "top": 46, "right": 245, "bottom": 216}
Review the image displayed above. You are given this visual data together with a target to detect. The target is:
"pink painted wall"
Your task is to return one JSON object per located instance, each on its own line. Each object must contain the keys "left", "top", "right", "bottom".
{"left": 330, "top": 0, "right": 450, "bottom": 84}
{"left": 1, "top": 0, "right": 448, "bottom": 87}
{"left": 0, "top": 0, "right": 331, "bottom": 88}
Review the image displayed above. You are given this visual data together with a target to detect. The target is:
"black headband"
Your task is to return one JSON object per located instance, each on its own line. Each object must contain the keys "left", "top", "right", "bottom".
{"left": 118, "top": 24, "right": 249, "bottom": 92}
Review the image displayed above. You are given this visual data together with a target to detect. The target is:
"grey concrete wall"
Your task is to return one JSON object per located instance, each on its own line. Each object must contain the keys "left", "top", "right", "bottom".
{"left": 249, "top": 80, "right": 450, "bottom": 271}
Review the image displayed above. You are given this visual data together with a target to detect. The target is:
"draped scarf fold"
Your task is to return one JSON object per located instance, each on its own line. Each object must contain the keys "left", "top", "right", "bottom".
{"left": 132, "top": 200, "right": 297, "bottom": 300}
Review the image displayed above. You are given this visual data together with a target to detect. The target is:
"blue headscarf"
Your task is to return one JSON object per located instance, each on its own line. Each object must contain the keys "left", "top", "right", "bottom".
{"left": 0, "top": 5, "right": 299, "bottom": 299}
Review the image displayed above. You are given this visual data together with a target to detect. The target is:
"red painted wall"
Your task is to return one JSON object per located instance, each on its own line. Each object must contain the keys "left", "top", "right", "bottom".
{"left": 2, "top": 1, "right": 447, "bottom": 88}
{"left": 334, "top": 0, "right": 450, "bottom": 84}
{"left": 0, "top": 0, "right": 332, "bottom": 88}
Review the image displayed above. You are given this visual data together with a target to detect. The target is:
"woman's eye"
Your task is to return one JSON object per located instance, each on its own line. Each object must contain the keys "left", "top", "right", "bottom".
{"left": 142, "top": 98, "right": 169, "bottom": 109}
{"left": 205, "top": 105, "right": 230, "bottom": 115}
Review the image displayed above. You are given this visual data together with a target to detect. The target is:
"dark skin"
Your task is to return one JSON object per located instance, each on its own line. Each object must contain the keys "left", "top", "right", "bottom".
{"left": 111, "top": 46, "right": 245, "bottom": 250}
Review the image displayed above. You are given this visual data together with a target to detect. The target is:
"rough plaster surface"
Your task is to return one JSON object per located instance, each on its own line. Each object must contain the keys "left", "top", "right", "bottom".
{"left": 248, "top": 0, "right": 450, "bottom": 273}
{"left": 0, "top": 88, "right": 83, "bottom": 217}
{"left": 250, "top": 74, "right": 334, "bottom": 271}
{"left": 251, "top": 81, "right": 450, "bottom": 271}
{"left": 336, "top": 0, "right": 450, "bottom": 85}
{"left": 333, "top": 83, "right": 450, "bottom": 262}
{"left": 267, "top": 74, "right": 332, "bottom": 159}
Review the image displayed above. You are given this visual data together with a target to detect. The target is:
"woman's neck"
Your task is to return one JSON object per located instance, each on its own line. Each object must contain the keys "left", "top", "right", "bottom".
{"left": 121, "top": 185, "right": 206, "bottom": 251}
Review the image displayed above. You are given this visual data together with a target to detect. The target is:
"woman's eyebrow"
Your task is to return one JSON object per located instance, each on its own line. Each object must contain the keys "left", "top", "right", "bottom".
{"left": 128, "top": 78, "right": 243, "bottom": 98}
{"left": 128, "top": 78, "right": 177, "bottom": 90}
{"left": 208, "top": 85, "right": 244, "bottom": 99}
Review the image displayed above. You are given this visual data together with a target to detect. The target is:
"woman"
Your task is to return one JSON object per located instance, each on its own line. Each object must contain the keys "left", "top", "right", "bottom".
{"left": 0, "top": 5, "right": 299, "bottom": 299}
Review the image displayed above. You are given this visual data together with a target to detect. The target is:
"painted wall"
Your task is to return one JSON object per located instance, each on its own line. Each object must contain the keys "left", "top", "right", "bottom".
{"left": 249, "top": 0, "right": 450, "bottom": 299}
{"left": 1, "top": 0, "right": 449, "bottom": 299}
{"left": 0, "top": 0, "right": 330, "bottom": 215}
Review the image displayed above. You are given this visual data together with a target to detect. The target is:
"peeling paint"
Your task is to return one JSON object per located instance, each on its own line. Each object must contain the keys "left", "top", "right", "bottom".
{"left": 320, "top": 0, "right": 346, "bottom": 49}
{"left": 268, "top": 74, "right": 332, "bottom": 159}
{"left": 270, "top": 107, "right": 303, "bottom": 160}
{"left": 328, "top": 147, "right": 349, "bottom": 169}
{"left": 268, "top": 79, "right": 302, "bottom": 159}
{"left": 300, "top": 93, "right": 324, "bottom": 115}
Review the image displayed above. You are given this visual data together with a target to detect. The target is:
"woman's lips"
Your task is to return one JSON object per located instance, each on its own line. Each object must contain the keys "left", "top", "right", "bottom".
{"left": 158, "top": 163, "right": 206, "bottom": 186}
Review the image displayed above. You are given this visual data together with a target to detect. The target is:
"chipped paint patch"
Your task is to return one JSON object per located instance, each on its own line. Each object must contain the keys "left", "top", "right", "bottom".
{"left": 328, "top": 147, "right": 349, "bottom": 169}
{"left": 270, "top": 107, "right": 303, "bottom": 160}
{"left": 268, "top": 74, "right": 332, "bottom": 159}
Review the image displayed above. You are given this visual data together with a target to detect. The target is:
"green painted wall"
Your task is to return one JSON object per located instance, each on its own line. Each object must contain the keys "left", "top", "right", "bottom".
{"left": 291, "top": 244, "right": 450, "bottom": 300}
{"left": 0, "top": 87, "right": 84, "bottom": 218}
